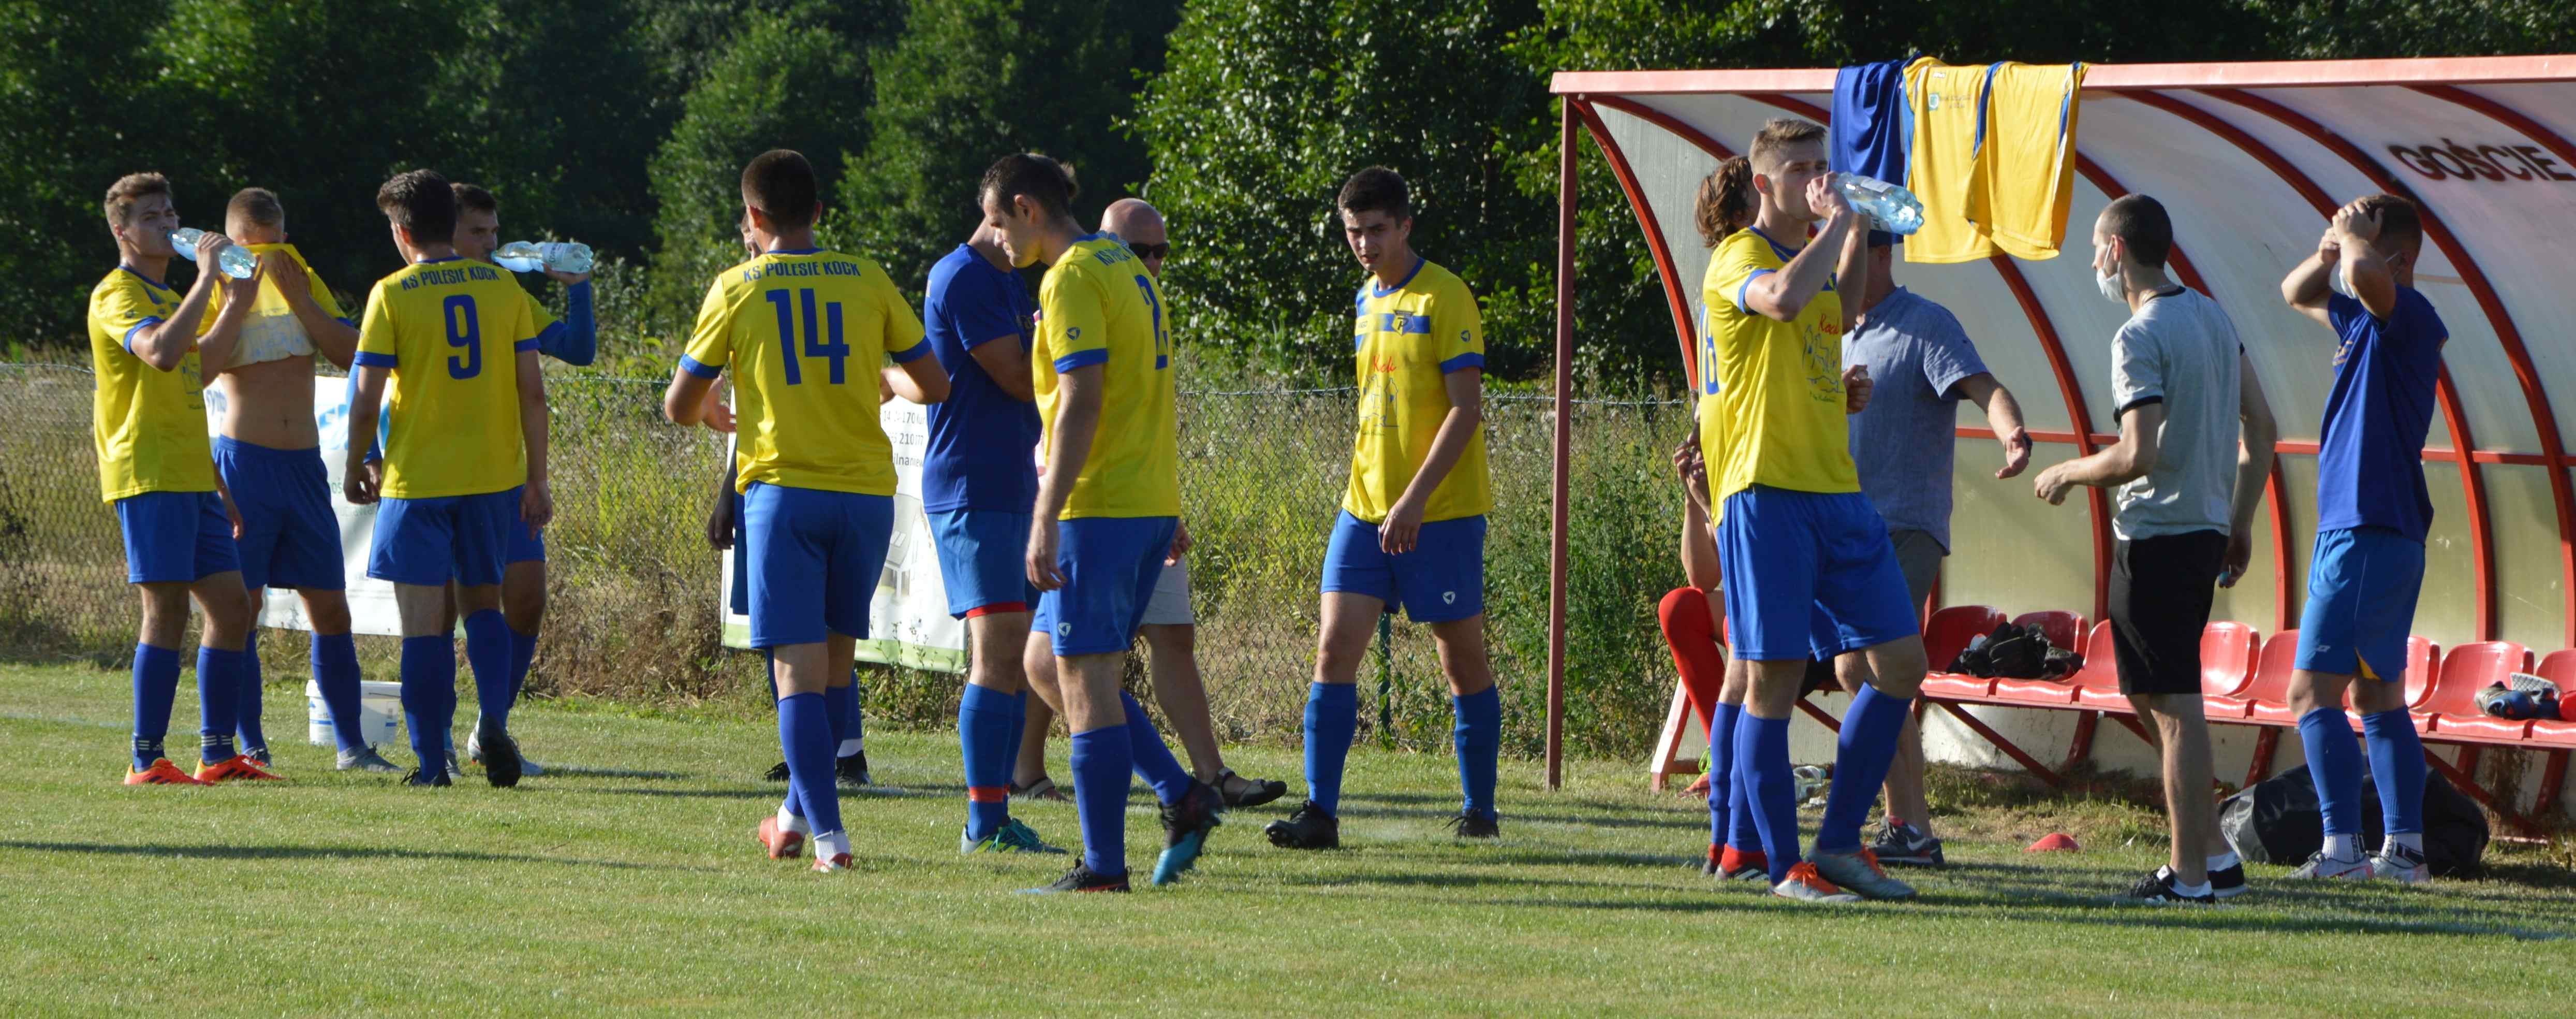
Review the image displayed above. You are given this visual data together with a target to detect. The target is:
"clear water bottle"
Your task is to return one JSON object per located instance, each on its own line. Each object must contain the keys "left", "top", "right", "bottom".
{"left": 1835, "top": 173, "right": 1925, "bottom": 236}
{"left": 169, "top": 227, "right": 256, "bottom": 279}
{"left": 493, "top": 240, "right": 593, "bottom": 275}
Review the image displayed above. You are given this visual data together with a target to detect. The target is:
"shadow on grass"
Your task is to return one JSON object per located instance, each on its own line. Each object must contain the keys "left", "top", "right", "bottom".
{"left": 0, "top": 839, "right": 694, "bottom": 871}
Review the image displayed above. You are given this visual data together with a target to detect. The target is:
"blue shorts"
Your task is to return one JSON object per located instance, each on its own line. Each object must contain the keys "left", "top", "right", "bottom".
{"left": 505, "top": 516, "right": 546, "bottom": 565}
{"left": 743, "top": 482, "right": 893, "bottom": 648}
{"left": 2295, "top": 526, "right": 2426, "bottom": 681}
{"left": 116, "top": 490, "right": 240, "bottom": 585}
{"left": 213, "top": 437, "right": 343, "bottom": 591}
{"left": 1716, "top": 486, "right": 1921, "bottom": 661}
{"left": 929, "top": 508, "right": 1037, "bottom": 618}
{"left": 367, "top": 488, "right": 520, "bottom": 587}
{"left": 1035, "top": 516, "right": 1176, "bottom": 657}
{"left": 1319, "top": 510, "right": 1486, "bottom": 623}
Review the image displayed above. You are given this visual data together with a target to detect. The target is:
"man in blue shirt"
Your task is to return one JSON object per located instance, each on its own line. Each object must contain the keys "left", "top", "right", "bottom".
{"left": 1839, "top": 231, "right": 2030, "bottom": 867}
{"left": 2279, "top": 195, "right": 2447, "bottom": 884}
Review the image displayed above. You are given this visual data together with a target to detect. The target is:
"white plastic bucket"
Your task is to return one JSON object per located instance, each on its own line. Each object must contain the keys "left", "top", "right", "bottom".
{"left": 306, "top": 679, "right": 403, "bottom": 748}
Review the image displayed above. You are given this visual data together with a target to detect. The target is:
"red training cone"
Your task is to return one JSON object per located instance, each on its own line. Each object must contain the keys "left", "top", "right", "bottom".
{"left": 2026, "top": 832, "right": 2081, "bottom": 853}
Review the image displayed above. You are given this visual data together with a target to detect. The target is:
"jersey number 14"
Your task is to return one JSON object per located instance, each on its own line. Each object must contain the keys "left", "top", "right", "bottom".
{"left": 765, "top": 287, "right": 850, "bottom": 385}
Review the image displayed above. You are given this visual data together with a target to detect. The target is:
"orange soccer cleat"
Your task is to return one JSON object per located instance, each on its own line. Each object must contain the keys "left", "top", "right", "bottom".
{"left": 757, "top": 816, "right": 807, "bottom": 860}
{"left": 193, "top": 754, "right": 285, "bottom": 783}
{"left": 126, "top": 759, "right": 208, "bottom": 786}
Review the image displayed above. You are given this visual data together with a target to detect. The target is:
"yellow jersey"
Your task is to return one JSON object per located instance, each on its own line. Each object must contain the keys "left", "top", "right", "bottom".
{"left": 201, "top": 243, "right": 349, "bottom": 367}
{"left": 354, "top": 256, "right": 539, "bottom": 499}
{"left": 1963, "top": 61, "right": 2086, "bottom": 262}
{"left": 1344, "top": 258, "right": 1488, "bottom": 524}
{"left": 1032, "top": 235, "right": 1179, "bottom": 519}
{"left": 1699, "top": 228, "right": 1857, "bottom": 502}
{"left": 88, "top": 267, "right": 215, "bottom": 501}
{"left": 1903, "top": 57, "right": 1996, "bottom": 265}
{"left": 682, "top": 249, "right": 928, "bottom": 497}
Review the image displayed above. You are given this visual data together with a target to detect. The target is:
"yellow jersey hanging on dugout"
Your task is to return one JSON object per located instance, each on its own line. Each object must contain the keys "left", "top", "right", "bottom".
{"left": 1902, "top": 57, "right": 1994, "bottom": 264}
{"left": 1965, "top": 61, "right": 2086, "bottom": 261}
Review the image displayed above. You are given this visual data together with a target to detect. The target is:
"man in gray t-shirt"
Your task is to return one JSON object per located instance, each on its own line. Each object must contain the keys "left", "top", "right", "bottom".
{"left": 1838, "top": 231, "right": 2030, "bottom": 866}
{"left": 2035, "top": 195, "right": 2276, "bottom": 905}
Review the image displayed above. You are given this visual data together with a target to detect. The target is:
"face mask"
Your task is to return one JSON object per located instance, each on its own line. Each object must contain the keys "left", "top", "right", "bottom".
{"left": 2096, "top": 263, "right": 2126, "bottom": 304}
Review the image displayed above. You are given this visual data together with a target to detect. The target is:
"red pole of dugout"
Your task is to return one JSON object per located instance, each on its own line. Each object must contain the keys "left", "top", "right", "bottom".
{"left": 1544, "top": 96, "right": 1578, "bottom": 790}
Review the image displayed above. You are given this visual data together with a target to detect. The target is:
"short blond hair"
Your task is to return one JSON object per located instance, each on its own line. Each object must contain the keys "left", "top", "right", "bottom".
{"left": 227, "top": 187, "right": 284, "bottom": 228}
{"left": 1748, "top": 118, "right": 1826, "bottom": 175}
{"left": 104, "top": 172, "right": 171, "bottom": 230}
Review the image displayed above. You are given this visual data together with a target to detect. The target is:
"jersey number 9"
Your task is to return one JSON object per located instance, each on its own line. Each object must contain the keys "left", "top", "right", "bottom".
{"left": 444, "top": 295, "right": 481, "bottom": 381}
{"left": 765, "top": 287, "right": 849, "bottom": 386}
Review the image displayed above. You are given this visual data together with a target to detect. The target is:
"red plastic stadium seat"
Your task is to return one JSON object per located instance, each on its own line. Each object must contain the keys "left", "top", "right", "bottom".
{"left": 2011, "top": 610, "right": 2087, "bottom": 657}
{"left": 2530, "top": 650, "right": 2576, "bottom": 747}
{"left": 1919, "top": 605, "right": 2005, "bottom": 700}
{"left": 2198, "top": 622, "right": 2261, "bottom": 719}
{"left": 2244, "top": 631, "right": 2305, "bottom": 725}
{"left": 2403, "top": 636, "right": 2440, "bottom": 709}
{"left": 2417, "top": 640, "right": 2534, "bottom": 744}
{"left": 2070, "top": 622, "right": 2132, "bottom": 712}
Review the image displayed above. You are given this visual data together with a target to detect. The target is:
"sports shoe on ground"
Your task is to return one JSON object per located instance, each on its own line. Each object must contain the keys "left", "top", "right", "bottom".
{"left": 1216, "top": 767, "right": 1288, "bottom": 809}
{"left": 402, "top": 767, "right": 453, "bottom": 788}
{"left": 1263, "top": 800, "right": 1340, "bottom": 850}
{"left": 2123, "top": 866, "right": 2216, "bottom": 905}
{"left": 758, "top": 816, "right": 808, "bottom": 859}
{"left": 2210, "top": 861, "right": 2248, "bottom": 899}
{"left": 963, "top": 819, "right": 1067, "bottom": 855}
{"left": 193, "top": 754, "right": 284, "bottom": 783}
{"left": 1009, "top": 776, "right": 1068, "bottom": 803}
{"left": 1445, "top": 809, "right": 1500, "bottom": 839}
{"left": 472, "top": 723, "right": 522, "bottom": 789}
{"left": 1811, "top": 849, "right": 1916, "bottom": 900}
{"left": 812, "top": 852, "right": 855, "bottom": 872}
{"left": 1869, "top": 819, "right": 1945, "bottom": 867}
{"left": 1152, "top": 780, "right": 1226, "bottom": 885}
{"left": 836, "top": 751, "right": 870, "bottom": 788}
{"left": 1771, "top": 861, "right": 1862, "bottom": 903}
{"left": 125, "top": 759, "right": 206, "bottom": 786}
{"left": 2288, "top": 850, "right": 2373, "bottom": 880}
{"left": 1699, "top": 843, "right": 1723, "bottom": 876}
{"left": 243, "top": 746, "right": 272, "bottom": 767}
{"left": 1717, "top": 845, "right": 1770, "bottom": 882}
{"left": 764, "top": 761, "right": 790, "bottom": 782}
{"left": 2371, "top": 842, "right": 2431, "bottom": 884}
{"left": 468, "top": 732, "right": 546, "bottom": 778}
{"left": 1023, "top": 863, "right": 1129, "bottom": 894}
{"left": 337, "top": 746, "right": 403, "bottom": 773}
{"left": 445, "top": 750, "right": 465, "bottom": 781}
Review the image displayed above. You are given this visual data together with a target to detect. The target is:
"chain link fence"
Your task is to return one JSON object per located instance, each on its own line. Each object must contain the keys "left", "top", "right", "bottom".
{"left": 0, "top": 362, "right": 1694, "bottom": 760}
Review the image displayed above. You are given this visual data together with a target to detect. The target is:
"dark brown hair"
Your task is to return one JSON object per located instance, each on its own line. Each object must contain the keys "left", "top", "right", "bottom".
{"left": 375, "top": 169, "right": 457, "bottom": 242}
{"left": 450, "top": 182, "right": 499, "bottom": 215}
{"left": 742, "top": 149, "right": 820, "bottom": 230}
{"left": 226, "top": 187, "right": 284, "bottom": 228}
{"left": 2354, "top": 193, "right": 2424, "bottom": 255}
{"left": 980, "top": 152, "right": 1079, "bottom": 220}
{"left": 1748, "top": 118, "right": 1826, "bottom": 174}
{"left": 1694, "top": 156, "right": 1752, "bottom": 248}
{"left": 104, "top": 172, "right": 171, "bottom": 229}
{"left": 1337, "top": 166, "right": 1411, "bottom": 221}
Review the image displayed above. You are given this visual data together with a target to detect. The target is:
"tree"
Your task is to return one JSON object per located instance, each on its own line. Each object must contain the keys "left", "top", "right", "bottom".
{"left": 0, "top": 0, "right": 168, "bottom": 347}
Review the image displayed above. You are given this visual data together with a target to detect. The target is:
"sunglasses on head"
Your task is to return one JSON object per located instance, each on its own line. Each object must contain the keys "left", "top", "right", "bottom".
{"left": 1130, "top": 241, "right": 1171, "bottom": 259}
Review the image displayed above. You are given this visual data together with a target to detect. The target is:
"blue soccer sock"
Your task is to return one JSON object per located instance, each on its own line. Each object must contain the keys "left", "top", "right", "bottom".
{"left": 960, "top": 683, "right": 1015, "bottom": 840}
{"left": 1452, "top": 686, "right": 1501, "bottom": 818}
{"left": 399, "top": 635, "right": 457, "bottom": 771}
{"left": 1815, "top": 685, "right": 1912, "bottom": 855}
{"left": 1734, "top": 710, "right": 1801, "bottom": 884}
{"left": 1303, "top": 682, "right": 1359, "bottom": 816}
{"left": 1069, "top": 725, "right": 1134, "bottom": 877}
{"left": 2298, "top": 707, "right": 2367, "bottom": 839}
{"left": 196, "top": 645, "right": 246, "bottom": 763}
{"left": 1122, "top": 691, "right": 1194, "bottom": 803}
{"left": 778, "top": 692, "right": 841, "bottom": 836}
{"left": 312, "top": 632, "right": 367, "bottom": 752}
{"left": 1726, "top": 756, "right": 1761, "bottom": 854}
{"left": 1707, "top": 702, "right": 1744, "bottom": 848}
{"left": 506, "top": 625, "right": 539, "bottom": 704}
{"left": 2362, "top": 708, "right": 2427, "bottom": 836}
{"left": 462, "top": 610, "right": 513, "bottom": 733}
{"left": 131, "top": 643, "right": 182, "bottom": 769}
{"left": 234, "top": 629, "right": 267, "bottom": 751}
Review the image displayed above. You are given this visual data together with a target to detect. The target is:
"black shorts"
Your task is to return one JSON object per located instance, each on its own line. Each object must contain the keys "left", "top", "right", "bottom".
{"left": 2108, "top": 530, "right": 2227, "bottom": 697}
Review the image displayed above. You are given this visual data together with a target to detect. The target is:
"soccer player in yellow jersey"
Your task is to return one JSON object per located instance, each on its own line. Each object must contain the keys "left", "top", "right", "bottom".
{"left": 1266, "top": 167, "right": 1497, "bottom": 851}
{"left": 198, "top": 187, "right": 396, "bottom": 773}
{"left": 662, "top": 150, "right": 950, "bottom": 872}
{"left": 343, "top": 169, "right": 552, "bottom": 789}
{"left": 980, "top": 153, "right": 1223, "bottom": 893}
{"left": 1699, "top": 118, "right": 1930, "bottom": 904}
{"left": 87, "top": 172, "right": 277, "bottom": 785}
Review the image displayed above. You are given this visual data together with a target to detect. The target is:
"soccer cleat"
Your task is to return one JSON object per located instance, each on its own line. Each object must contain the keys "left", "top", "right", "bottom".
{"left": 836, "top": 750, "right": 870, "bottom": 788}
{"left": 1022, "top": 863, "right": 1130, "bottom": 894}
{"left": 758, "top": 816, "right": 808, "bottom": 860}
{"left": 445, "top": 750, "right": 465, "bottom": 781}
{"left": 1445, "top": 809, "right": 1500, "bottom": 839}
{"left": 243, "top": 746, "right": 272, "bottom": 767}
{"left": 2123, "top": 866, "right": 2217, "bottom": 905}
{"left": 2210, "top": 861, "right": 2249, "bottom": 899}
{"left": 1152, "top": 780, "right": 1226, "bottom": 885}
{"left": 1263, "top": 800, "right": 1340, "bottom": 850}
{"left": 337, "top": 746, "right": 403, "bottom": 773}
{"left": 193, "top": 754, "right": 284, "bottom": 783}
{"left": 1717, "top": 845, "right": 1770, "bottom": 882}
{"left": 812, "top": 852, "right": 855, "bottom": 873}
{"left": 764, "top": 761, "right": 791, "bottom": 782}
{"left": 1700, "top": 843, "right": 1724, "bottom": 876}
{"left": 1868, "top": 819, "right": 1946, "bottom": 868}
{"left": 1771, "top": 861, "right": 1862, "bottom": 903}
{"left": 2370, "top": 842, "right": 2431, "bottom": 885}
{"left": 473, "top": 724, "right": 522, "bottom": 789}
{"left": 1217, "top": 767, "right": 1288, "bottom": 809}
{"left": 2288, "top": 849, "right": 2373, "bottom": 880}
{"left": 468, "top": 733, "right": 545, "bottom": 777}
{"left": 1810, "top": 849, "right": 1916, "bottom": 900}
{"left": 402, "top": 766, "right": 453, "bottom": 788}
{"left": 1008, "top": 776, "right": 1068, "bottom": 803}
{"left": 962, "top": 819, "right": 1068, "bottom": 855}
{"left": 125, "top": 759, "right": 207, "bottom": 786}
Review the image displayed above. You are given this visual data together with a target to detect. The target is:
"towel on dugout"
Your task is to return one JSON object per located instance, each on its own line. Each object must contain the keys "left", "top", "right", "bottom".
{"left": 1830, "top": 58, "right": 1913, "bottom": 187}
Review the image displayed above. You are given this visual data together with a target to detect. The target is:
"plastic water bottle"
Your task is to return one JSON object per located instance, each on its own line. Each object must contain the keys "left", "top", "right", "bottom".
{"left": 1835, "top": 173, "right": 1925, "bottom": 236}
{"left": 493, "top": 240, "right": 593, "bottom": 275}
{"left": 170, "top": 227, "right": 256, "bottom": 280}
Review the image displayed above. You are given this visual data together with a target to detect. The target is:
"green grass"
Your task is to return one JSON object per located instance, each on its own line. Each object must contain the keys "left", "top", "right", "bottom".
{"left": 3, "top": 661, "right": 2573, "bottom": 1017}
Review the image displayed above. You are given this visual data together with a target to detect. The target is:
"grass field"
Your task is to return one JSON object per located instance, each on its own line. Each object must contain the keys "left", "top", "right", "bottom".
{"left": 4, "top": 660, "right": 2573, "bottom": 1018}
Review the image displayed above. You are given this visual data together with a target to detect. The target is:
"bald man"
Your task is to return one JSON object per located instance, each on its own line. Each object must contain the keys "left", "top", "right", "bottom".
{"left": 1012, "top": 198, "right": 1288, "bottom": 810}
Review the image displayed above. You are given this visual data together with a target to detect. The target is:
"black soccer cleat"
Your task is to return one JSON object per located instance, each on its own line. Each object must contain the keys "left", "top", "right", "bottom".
{"left": 764, "top": 761, "right": 790, "bottom": 782}
{"left": 1446, "top": 809, "right": 1500, "bottom": 839}
{"left": 2209, "top": 861, "right": 2248, "bottom": 899}
{"left": 475, "top": 721, "right": 521, "bottom": 789}
{"left": 2123, "top": 867, "right": 2215, "bottom": 905}
{"left": 402, "top": 766, "right": 453, "bottom": 788}
{"left": 1160, "top": 779, "right": 1227, "bottom": 849}
{"left": 1217, "top": 768, "right": 1288, "bottom": 809}
{"left": 1263, "top": 799, "right": 1341, "bottom": 850}
{"left": 836, "top": 750, "right": 871, "bottom": 788}
{"left": 1022, "top": 863, "right": 1130, "bottom": 894}
{"left": 1868, "top": 819, "right": 1946, "bottom": 868}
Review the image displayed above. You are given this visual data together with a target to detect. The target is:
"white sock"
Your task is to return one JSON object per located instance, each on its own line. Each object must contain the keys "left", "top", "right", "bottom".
{"left": 836, "top": 737, "right": 863, "bottom": 758}
{"left": 2206, "top": 851, "right": 2241, "bottom": 872}
{"left": 775, "top": 804, "right": 812, "bottom": 836}
{"left": 2172, "top": 877, "right": 2213, "bottom": 897}
{"left": 2387, "top": 832, "right": 2424, "bottom": 856}
{"left": 2323, "top": 833, "right": 2361, "bottom": 860}
{"left": 812, "top": 830, "right": 850, "bottom": 860}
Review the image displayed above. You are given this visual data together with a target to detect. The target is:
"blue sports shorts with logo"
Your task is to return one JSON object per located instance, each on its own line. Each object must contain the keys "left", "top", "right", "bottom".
{"left": 2295, "top": 526, "right": 2426, "bottom": 681}
{"left": 1716, "top": 485, "right": 1921, "bottom": 661}
{"left": 1319, "top": 510, "right": 1485, "bottom": 624}
{"left": 928, "top": 508, "right": 1038, "bottom": 619}
{"left": 1034, "top": 516, "right": 1176, "bottom": 657}
{"left": 366, "top": 487, "right": 520, "bottom": 588}
{"left": 116, "top": 490, "right": 241, "bottom": 585}
{"left": 742, "top": 482, "right": 893, "bottom": 649}
{"left": 213, "top": 436, "right": 343, "bottom": 591}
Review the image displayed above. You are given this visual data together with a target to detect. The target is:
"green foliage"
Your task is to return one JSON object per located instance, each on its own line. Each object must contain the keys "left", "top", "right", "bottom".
{"left": 0, "top": 0, "right": 167, "bottom": 344}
